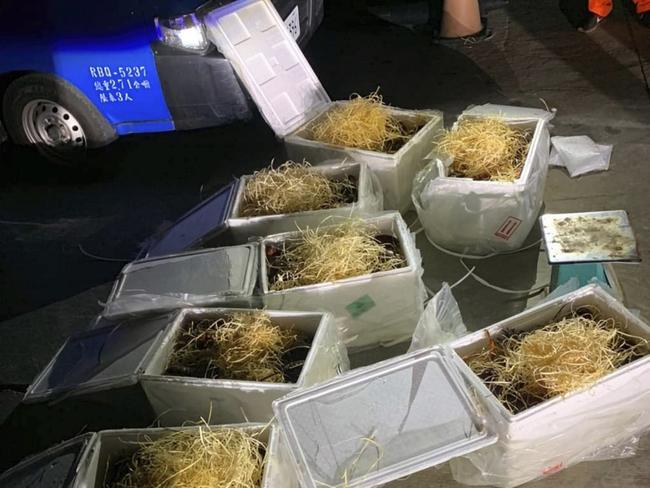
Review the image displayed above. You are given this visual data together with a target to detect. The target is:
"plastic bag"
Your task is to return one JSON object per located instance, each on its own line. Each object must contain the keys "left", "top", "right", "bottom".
{"left": 461, "top": 103, "right": 556, "bottom": 123}
{"left": 550, "top": 136, "right": 612, "bottom": 177}
{"left": 413, "top": 112, "right": 551, "bottom": 256}
{"left": 448, "top": 285, "right": 650, "bottom": 487}
{"left": 408, "top": 283, "right": 467, "bottom": 351}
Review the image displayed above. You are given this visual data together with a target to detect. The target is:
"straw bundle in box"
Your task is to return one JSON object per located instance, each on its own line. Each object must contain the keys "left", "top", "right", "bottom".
{"left": 466, "top": 312, "right": 649, "bottom": 414}
{"left": 267, "top": 220, "right": 406, "bottom": 291}
{"left": 240, "top": 161, "right": 356, "bottom": 217}
{"left": 438, "top": 117, "right": 531, "bottom": 182}
{"left": 107, "top": 425, "right": 265, "bottom": 488}
{"left": 309, "top": 91, "right": 416, "bottom": 153}
{"left": 166, "top": 311, "right": 309, "bottom": 383}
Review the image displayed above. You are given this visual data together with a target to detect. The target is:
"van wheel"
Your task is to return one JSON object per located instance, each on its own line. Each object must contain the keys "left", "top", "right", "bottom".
{"left": 3, "top": 73, "right": 117, "bottom": 165}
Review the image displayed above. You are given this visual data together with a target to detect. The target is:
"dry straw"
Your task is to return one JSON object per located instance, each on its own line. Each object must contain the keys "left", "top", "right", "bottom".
{"left": 166, "top": 311, "right": 304, "bottom": 383}
{"left": 240, "top": 161, "right": 355, "bottom": 217}
{"left": 467, "top": 313, "right": 649, "bottom": 414}
{"left": 309, "top": 90, "right": 411, "bottom": 153}
{"left": 268, "top": 220, "right": 405, "bottom": 291}
{"left": 438, "top": 117, "right": 530, "bottom": 182}
{"left": 108, "top": 425, "right": 265, "bottom": 488}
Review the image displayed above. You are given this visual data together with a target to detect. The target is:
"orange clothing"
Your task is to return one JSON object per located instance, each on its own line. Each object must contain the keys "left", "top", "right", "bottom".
{"left": 589, "top": 0, "right": 650, "bottom": 16}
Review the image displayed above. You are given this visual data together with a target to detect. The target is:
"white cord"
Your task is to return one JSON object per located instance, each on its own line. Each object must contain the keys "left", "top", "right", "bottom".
{"left": 459, "top": 258, "right": 549, "bottom": 295}
{"left": 78, "top": 244, "right": 130, "bottom": 263}
{"left": 450, "top": 265, "right": 476, "bottom": 290}
{"left": 424, "top": 230, "right": 543, "bottom": 260}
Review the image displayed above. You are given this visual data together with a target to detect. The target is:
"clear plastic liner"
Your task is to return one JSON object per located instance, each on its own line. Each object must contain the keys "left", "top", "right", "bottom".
{"left": 286, "top": 105, "right": 444, "bottom": 213}
{"left": 461, "top": 103, "right": 556, "bottom": 124}
{"left": 550, "top": 135, "right": 612, "bottom": 177}
{"left": 0, "top": 423, "right": 295, "bottom": 488}
{"left": 102, "top": 245, "right": 259, "bottom": 318}
{"left": 227, "top": 161, "right": 384, "bottom": 242}
{"left": 447, "top": 285, "right": 650, "bottom": 487}
{"left": 24, "top": 307, "right": 348, "bottom": 425}
{"left": 408, "top": 283, "right": 468, "bottom": 352}
{"left": 142, "top": 308, "right": 350, "bottom": 425}
{"left": 413, "top": 109, "right": 551, "bottom": 256}
{"left": 260, "top": 212, "right": 426, "bottom": 350}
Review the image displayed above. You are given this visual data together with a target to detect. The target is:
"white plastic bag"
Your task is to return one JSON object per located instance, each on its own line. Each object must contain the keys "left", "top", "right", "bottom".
{"left": 408, "top": 283, "right": 467, "bottom": 351}
{"left": 462, "top": 103, "right": 556, "bottom": 124}
{"left": 550, "top": 136, "right": 612, "bottom": 177}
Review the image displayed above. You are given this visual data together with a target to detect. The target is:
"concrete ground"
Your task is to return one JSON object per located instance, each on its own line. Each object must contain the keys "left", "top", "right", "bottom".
{"left": 1, "top": 0, "right": 649, "bottom": 485}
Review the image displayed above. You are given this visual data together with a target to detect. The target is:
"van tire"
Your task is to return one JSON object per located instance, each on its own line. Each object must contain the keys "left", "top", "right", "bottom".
{"left": 2, "top": 73, "right": 117, "bottom": 165}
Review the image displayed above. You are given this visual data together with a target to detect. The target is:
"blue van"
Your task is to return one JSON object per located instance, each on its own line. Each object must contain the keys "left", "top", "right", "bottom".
{"left": 0, "top": 0, "right": 323, "bottom": 162}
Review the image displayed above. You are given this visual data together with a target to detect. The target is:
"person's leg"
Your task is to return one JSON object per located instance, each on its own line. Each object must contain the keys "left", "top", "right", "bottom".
{"left": 439, "top": 0, "right": 483, "bottom": 38}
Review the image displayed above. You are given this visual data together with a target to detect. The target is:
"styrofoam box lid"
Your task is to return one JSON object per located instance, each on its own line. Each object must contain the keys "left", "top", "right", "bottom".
{"left": 145, "top": 181, "right": 239, "bottom": 258}
{"left": 24, "top": 313, "right": 176, "bottom": 402}
{"left": 203, "top": 0, "right": 331, "bottom": 137}
{"left": 274, "top": 348, "right": 496, "bottom": 488}
{"left": 115, "top": 244, "right": 258, "bottom": 301}
{"left": 0, "top": 433, "right": 95, "bottom": 488}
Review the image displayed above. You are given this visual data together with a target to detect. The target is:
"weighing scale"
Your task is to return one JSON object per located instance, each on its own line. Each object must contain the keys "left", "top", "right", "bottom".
{"left": 540, "top": 210, "right": 641, "bottom": 296}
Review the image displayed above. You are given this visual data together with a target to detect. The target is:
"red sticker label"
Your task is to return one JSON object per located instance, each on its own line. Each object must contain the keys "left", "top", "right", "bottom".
{"left": 495, "top": 217, "right": 522, "bottom": 240}
{"left": 543, "top": 462, "right": 564, "bottom": 476}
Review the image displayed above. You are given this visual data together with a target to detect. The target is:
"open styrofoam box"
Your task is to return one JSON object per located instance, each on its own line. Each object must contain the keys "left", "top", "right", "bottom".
{"left": 103, "top": 244, "right": 259, "bottom": 318}
{"left": 414, "top": 112, "right": 550, "bottom": 255}
{"left": 273, "top": 347, "right": 497, "bottom": 488}
{"left": 203, "top": 0, "right": 444, "bottom": 213}
{"left": 259, "top": 211, "right": 426, "bottom": 350}
{"left": 143, "top": 161, "right": 383, "bottom": 258}
{"left": 24, "top": 308, "right": 348, "bottom": 425}
{"left": 446, "top": 284, "right": 650, "bottom": 487}
{"left": 0, "top": 424, "right": 296, "bottom": 488}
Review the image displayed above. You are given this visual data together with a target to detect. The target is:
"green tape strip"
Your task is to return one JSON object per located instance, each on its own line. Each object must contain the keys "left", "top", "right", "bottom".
{"left": 345, "top": 294, "right": 376, "bottom": 318}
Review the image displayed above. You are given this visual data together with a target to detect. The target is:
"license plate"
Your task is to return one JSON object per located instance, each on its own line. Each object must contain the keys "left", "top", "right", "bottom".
{"left": 284, "top": 5, "right": 300, "bottom": 40}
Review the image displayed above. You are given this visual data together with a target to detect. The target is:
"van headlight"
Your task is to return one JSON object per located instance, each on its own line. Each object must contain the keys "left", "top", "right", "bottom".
{"left": 155, "top": 13, "right": 210, "bottom": 53}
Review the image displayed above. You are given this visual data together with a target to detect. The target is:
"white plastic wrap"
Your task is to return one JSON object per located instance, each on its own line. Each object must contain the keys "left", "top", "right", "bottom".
{"left": 461, "top": 103, "right": 556, "bottom": 124}
{"left": 102, "top": 245, "right": 259, "bottom": 318}
{"left": 550, "top": 135, "right": 612, "bottom": 177}
{"left": 227, "top": 161, "right": 384, "bottom": 242}
{"left": 89, "top": 424, "right": 292, "bottom": 488}
{"left": 141, "top": 308, "right": 350, "bottom": 425}
{"left": 408, "top": 283, "right": 468, "bottom": 352}
{"left": 448, "top": 285, "right": 650, "bottom": 487}
{"left": 0, "top": 423, "right": 296, "bottom": 488}
{"left": 286, "top": 105, "right": 444, "bottom": 212}
{"left": 260, "top": 212, "right": 426, "bottom": 350}
{"left": 413, "top": 111, "right": 551, "bottom": 256}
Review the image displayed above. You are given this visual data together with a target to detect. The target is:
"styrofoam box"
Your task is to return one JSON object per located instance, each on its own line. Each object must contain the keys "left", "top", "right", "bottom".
{"left": 24, "top": 307, "right": 348, "bottom": 425}
{"left": 273, "top": 347, "right": 497, "bottom": 488}
{"left": 415, "top": 115, "right": 550, "bottom": 255}
{"left": 103, "top": 244, "right": 259, "bottom": 318}
{"left": 259, "top": 212, "right": 426, "bottom": 350}
{"left": 285, "top": 105, "right": 444, "bottom": 212}
{"left": 447, "top": 284, "right": 650, "bottom": 487}
{"left": 202, "top": 0, "right": 443, "bottom": 213}
{"left": 228, "top": 161, "right": 383, "bottom": 242}
{"left": 141, "top": 308, "right": 349, "bottom": 425}
{"left": 142, "top": 162, "right": 383, "bottom": 258}
{"left": 0, "top": 424, "right": 296, "bottom": 488}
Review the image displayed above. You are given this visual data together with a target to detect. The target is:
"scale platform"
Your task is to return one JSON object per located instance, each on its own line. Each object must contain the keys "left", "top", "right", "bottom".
{"left": 540, "top": 210, "right": 641, "bottom": 265}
